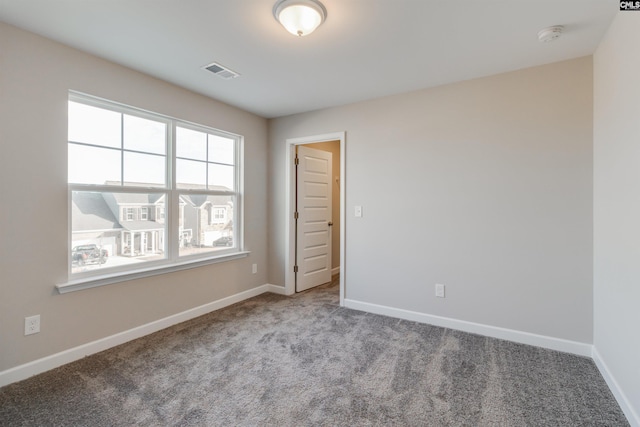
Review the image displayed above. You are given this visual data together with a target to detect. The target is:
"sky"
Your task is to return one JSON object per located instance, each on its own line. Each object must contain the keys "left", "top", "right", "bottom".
{"left": 68, "top": 101, "right": 235, "bottom": 191}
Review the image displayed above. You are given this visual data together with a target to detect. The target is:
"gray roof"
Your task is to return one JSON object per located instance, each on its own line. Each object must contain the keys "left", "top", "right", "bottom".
{"left": 110, "top": 193, "right": 164, "bottom": 205}
{"left": 72, "top": 192, "right": 121, "bottom": 232}
{"left": 176, "top": 183, "right": 232, "bottom": 192}
{"left": 181, "top": 194, "right": 232, "bottom": 208}
{"left": 104, "top": 181, "right": 232, "bottom": 193}
{"left": 120, "top": 220, "right": 164, "bottom": 231}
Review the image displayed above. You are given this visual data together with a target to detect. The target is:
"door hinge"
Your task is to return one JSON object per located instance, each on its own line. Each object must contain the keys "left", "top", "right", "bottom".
{"left": 294, "top": 265, "right": 299, "bottom": 273}
{"left": 294, "top": 156, "right": 299, "bottom": 165}
{"left": 294, "top": 211, "right": 299, "bottom": 219}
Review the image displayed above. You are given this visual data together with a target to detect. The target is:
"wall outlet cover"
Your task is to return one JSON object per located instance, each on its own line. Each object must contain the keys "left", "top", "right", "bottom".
{"left": 25, "top": 315, "right": 41, "bottom": 335}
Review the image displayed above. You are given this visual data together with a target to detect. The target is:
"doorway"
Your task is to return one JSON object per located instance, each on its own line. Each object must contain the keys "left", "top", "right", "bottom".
{"left": 285, "top": 132, "right": 345, "bottom": 304}
{"left": 296, "top": 144, "right": 334, "bottom": 292}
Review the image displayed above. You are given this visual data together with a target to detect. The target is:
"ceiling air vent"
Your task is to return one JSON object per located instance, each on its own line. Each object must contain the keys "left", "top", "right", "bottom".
{"left": 203, "top": 62, "right": 240, "bottom": 80}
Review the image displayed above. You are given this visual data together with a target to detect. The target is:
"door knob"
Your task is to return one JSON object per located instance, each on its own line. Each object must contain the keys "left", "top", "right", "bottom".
{"left": 328, "top": 221, "right": 333, "bottom": 226}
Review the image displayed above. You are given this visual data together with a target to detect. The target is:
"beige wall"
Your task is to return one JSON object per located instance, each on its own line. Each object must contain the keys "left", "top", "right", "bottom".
{"left": 269, "top": 57, "right": 594, "bottom": 343}
{"left": 594, "top": 13, "right": 640, "bottom": 422}
{"left": 0, "top": 23, "right": 269, "bottom": 372}
{"left": 301, "top": 141, "right": 341, "bottom": 272}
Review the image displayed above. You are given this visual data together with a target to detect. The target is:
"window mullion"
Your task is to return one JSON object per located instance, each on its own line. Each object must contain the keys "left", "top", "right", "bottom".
{"left": 120, "top": 113, "right": 125, "bottom": 186}
{"left": 168, "top": 120, "right": 179, "bottom": 262}
{"left": 206, "top": 133, "right": 210, "bottom": 190}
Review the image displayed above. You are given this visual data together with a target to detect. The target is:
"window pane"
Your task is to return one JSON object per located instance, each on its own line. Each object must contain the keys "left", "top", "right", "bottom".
{"left": 178, "top": 194, "right": 235, "bottom": 257}
{"left": 68, "top": 101, "right": 121, "bottom": 148}
{"left": 123, "top": 152, "right": 166, "bottom": 187}
{"left": 71, "top": 191, "right": 167, "bottom": 274}
{"left": 176, "top": 127, "right": 206, "bottom": 160}
{"left": 176, "top": 159, "right": 206, "bottom": 189}
{"left": 124, "top": 115, "right": 166, "bottom": 155}
{"left": 68, "top": 144, "right": 121, "bottom": 185}
{"left": 208, "top": 163, "right": 234, "bottom": 191}
{"left": 208, "top": 134, "right": 235, "bottom": 165}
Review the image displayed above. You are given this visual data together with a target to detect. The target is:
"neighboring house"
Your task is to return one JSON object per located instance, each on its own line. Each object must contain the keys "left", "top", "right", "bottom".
{"left": 71, "top": 191, "right": 121, "bottom": 258}
{"left": 181, "top": 194, "right": 233, "bottom": 247}
{"left": 101, "top": 192, "right": 166, "bottom": 257}
{"left": 71, "top": 191, "right": 233, "bottom": 257}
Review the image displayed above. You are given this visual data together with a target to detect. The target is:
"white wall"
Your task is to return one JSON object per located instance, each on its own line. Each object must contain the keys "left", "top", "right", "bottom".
{"left": 593, "top": 13, "right": 640, "bottom": 424}
{"left": 269, "top": 57, "right": 594, "bottom": 344}
{"left": 0, "top": 23, "right": 268, "bottom": 372}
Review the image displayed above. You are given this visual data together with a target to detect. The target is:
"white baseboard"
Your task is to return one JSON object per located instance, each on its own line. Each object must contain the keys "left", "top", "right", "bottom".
{"left": 265, "top": 283, "right": 288, "bottom": 295}
{"left": 0, "top": 284, "right": 279, "bottom": 388}
{"left": 331, "top": 266, "right": 341, "bottom": 275}
{"left": 343, "top": 299, "right": 592, "bottom": 357}
{"left": 592, "top": 347, "right": 640, "bottom": 427}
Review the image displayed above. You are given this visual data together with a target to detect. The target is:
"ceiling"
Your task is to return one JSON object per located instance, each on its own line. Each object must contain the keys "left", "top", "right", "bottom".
{"left": 0, "top": 1, "right": 617, "bottom": 118}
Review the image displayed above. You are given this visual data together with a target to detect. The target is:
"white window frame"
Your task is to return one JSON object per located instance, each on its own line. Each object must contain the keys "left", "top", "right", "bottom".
{"left": 140, "top": 207, "right": 149, "bottom": 220}
{"left": 60, "top": 92, "right": 247, "bottom": 293}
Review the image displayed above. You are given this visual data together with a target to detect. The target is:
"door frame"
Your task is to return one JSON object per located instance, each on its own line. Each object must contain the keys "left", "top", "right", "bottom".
{"left": 285, "top": 132, "right": 346, "bottom": 305}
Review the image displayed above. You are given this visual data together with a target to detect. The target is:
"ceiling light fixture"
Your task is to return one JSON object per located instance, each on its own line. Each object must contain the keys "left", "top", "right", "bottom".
{"left": 273, "top": 0, "right": 327, "bottom": 37}
{"left": 538, "top": 25, "right": 564, "bottom": 43}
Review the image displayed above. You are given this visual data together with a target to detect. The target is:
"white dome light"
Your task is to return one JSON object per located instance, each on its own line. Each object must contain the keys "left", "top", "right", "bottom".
{"left": 273, "top": 0, "right": 327, "bottom": 37}
{"left": 538, "top": 26, "right": 564, "bottom": 43}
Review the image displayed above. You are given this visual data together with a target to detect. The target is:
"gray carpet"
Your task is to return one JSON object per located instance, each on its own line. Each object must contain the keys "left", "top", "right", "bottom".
{"left": 0, "top": 277, "right": 629, "bottom": 426}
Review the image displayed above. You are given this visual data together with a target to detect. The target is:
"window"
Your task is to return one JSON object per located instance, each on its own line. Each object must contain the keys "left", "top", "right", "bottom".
{"left": 175, "top": 125, "right": 237, "bottom": 255}
{"left": 211, "top": 207, "right": 227, "bottom": 224}
{"left": 124, "top": 208, "right": 135, "bottom": 221}
{"left": 68, "top": 93, "right": 242, "bottom": 281}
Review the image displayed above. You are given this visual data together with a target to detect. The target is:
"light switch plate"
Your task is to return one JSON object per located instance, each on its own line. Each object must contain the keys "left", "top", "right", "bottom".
{"left": 355, "top": 206, "right": 363, "bottom": 217}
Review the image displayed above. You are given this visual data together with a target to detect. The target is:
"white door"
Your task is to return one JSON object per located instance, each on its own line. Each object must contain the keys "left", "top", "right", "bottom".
{"left": 296, "top": 145, "right": 332, "bottom": 292}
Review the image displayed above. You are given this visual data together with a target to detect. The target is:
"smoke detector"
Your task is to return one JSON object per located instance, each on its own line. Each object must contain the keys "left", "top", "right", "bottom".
{"left": 538, "top": 26, "right": 564, "bottom": 43}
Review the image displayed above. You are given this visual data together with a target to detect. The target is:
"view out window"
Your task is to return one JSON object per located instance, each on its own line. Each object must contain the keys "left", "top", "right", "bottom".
{"left": 175, "top": 125, "right": 237, "bottom": 254}
{"left": 213, "top": 207, "right": 226, "bottom": 222}
{"left": 68, "top": 93, "right": 242, "bottom": 278}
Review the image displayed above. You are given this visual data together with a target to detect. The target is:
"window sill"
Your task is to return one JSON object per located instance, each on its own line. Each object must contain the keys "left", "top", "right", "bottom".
{"left": 56, "top": 251, "right": 250, "bottom": 294}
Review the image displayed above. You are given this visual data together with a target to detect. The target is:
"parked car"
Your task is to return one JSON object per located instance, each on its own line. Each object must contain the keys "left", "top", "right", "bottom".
{"left": 212, "top": 236, "right": 233, "bottom": 247}
{"left": 72, "top": 244, "right": 108, "bottom": 266}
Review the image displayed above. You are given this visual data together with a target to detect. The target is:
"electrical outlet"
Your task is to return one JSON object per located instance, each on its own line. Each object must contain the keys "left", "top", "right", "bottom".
{"left": 435, "top": 284, "right": 445, "bottom": 298}
{"left": 252, "top": 263, "right": 257, "bottom": 274}
{"left": 25, "top": 315, "right": 40, "bottom": 336}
